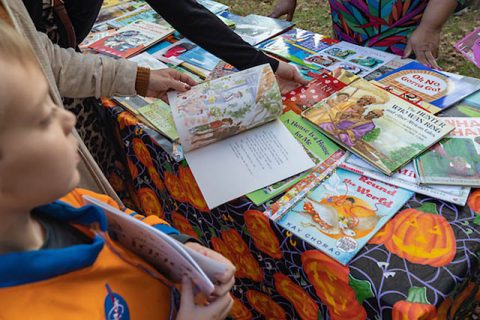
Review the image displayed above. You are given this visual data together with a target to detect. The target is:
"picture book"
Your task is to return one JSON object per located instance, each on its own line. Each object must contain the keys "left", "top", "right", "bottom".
{"left": 89, "top": 20, "right": 173, "bottom": 58}
{"left": 83, "top": 195, "right": 230, "bottom": 295}
{"left": 114, "top": 95, "right": 154, "bottom": 114}
{"left": 289, "top": 62, "right": 325, "bottom": 81}
{"left": 257, "top": 28, "right": 337, "bottom": 69}
{"left": 138, "top": 99, "right": 179, "bottom": 141}
{"left": 304, "top": 41, "right": 396, "bottom": 77}
{"left": 273, "top": 168, "right": 413, "bottom": 265}
{"left": 79, "top": 30, "right": 116, "bottom": 51}
{"left": 302, "top": 78, "right": 454, "bottom": 175}
{"left": 128, "top": 52, "right": 169, "bottom": 70}
{"left": 246, "top": 111, "right": 346, "bottom": 205}
{"left": 168, "top": 64, "right": 314, "bottom": 208}
{"left": 439, "top": 93, "right": 480, "bottom": 118}
{"left": 339, "top": 153, "right": 471, "bottom": 206}
{"left": 363, "top": 58, "right": 414, "bottom": 81}
{"left": 197, "top": 0, "right": 229, "bottom": 14}
{"left": 107, "top": 5, "right": 171, "bottom": 29}
{"left": 95, "top": 1, "right": 143, "bottom": 25}
{"left": 282, "top": 71, "right": 347, "bottom": 114}
{"left": 414, "top": 117, "right": 480, "bottom": 187}
{"left": 376, "top": 61, "right": 480, "bottom": 110}
{"left": 206, "top": 61, "right": 238, "bottom": 80}
{"left": 455, "top": 27, "right": 480, "bottom": 68}
{"left": 101, "top": 0, "right": 133, "bottom": 9}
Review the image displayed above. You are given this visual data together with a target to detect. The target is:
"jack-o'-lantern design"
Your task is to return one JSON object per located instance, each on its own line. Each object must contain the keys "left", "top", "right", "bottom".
{"left": 147, "top": 167, "right": 165, "bottom": 191}
{"left": 273, "top": 273, "right": 319, "bottom": 320}
{"left": 127, "top": 159, "right": 139, "bottom": 180}
{"left": 392, "top": 287, "right": 437, "bottom": 320}
{"left": 221, "top": 229, "right": 250, "bottom": 255}
{"left": 132, "top": 138, "right": 153, "bottom": 167}
{"left": 368, "top": 220, "right": 394, "bottom": 245}
{"left": 468, "top": 190, "right": 480, "bottom": 214}
{"left": 171, "top": 212, "right": 199, "bottom": 240}
{"left": 210, "top": 236, "right": 245, "bottom": 278}
{"left": 164, "top": 170, "right": 185, "bottom": 203}
{"left": 138, "top": 187, "right": 164, "bottom": 218}
{"left": 244, "top": 210, "right": 283, "bottom": 259}
{"left": 384, "top": 204, "right": 456, "bottom": 267}
{"left": 245, "top": 290, "right": 286, "bottom": 320}
{"left": 229, "top": 296, "right": 252, "bottom": 320}
{"left": 178, "top": 166, "right": 209, "bottom": 212}
{"left": 302, "top": 250, "right": 367, "bottom": 320}
{"left": 118, "top": 111, "right": 139, "bottom": 129}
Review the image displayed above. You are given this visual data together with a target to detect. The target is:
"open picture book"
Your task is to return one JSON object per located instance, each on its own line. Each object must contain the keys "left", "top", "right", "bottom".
{"left": 83, "top": 195, "right": 230, "bottom": 296}
{"left": 167, "top": 64, "right": 314, "bottom": 209}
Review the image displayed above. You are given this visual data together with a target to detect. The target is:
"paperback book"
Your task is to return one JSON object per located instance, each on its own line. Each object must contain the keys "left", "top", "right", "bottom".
{"left": 340, "top": 153, "right": 471, "bottom": 206}
{"left": 197, "top": 0, "right": 229, "bottom": 14}
{"left": 138, "top": 100, "right": 179, "bottom": 141}
{"left": 107, "top": 5, "right": 171, "bottom": 28}
{"left": 439, "top": 93, "right": 480, "bottom": 118}
{"left": 168, "top": 64, "right": 314, "bottom": 208}
{"left": 95, "top": 1, "right": 143, "bottom": 25}
{"left": 376, "top": 61, "right": 480, "bottom": 111}
{"left": 272, "top": 168, "right": 413, "bottom": 265}
{"left": 302, "top": 78, "right": 454, "bottom": 175}
{"left": 414, "top": 117, "right": 480, "bottom": 187}
{"left": 455, "top": 27, "right": 480, "bottom": 68}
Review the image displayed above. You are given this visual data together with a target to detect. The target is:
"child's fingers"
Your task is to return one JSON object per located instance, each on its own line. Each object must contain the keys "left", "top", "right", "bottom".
{"left": 179, "top": 277, "right": 194, "bottom": 308}
{"left": 203, "top": 291, "right": 233, "bottom": 319}
{"left": 217, "top": 294, "right": 234, "bottom": 320}
{"left": 211, "top": 276, "right": 235, "bottom": 298}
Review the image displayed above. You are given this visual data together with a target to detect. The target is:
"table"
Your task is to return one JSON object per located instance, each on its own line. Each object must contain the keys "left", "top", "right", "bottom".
{"left": 102, "top": 98, "right": 480, "bottom": 320}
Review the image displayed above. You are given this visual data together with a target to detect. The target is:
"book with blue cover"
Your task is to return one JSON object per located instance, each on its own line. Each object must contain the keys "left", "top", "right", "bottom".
{"left": 273, "top": 168, "right": 413, "bottom": 265}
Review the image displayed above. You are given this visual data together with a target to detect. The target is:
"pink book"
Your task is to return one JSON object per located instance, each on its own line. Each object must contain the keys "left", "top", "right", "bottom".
{"left": 455, "top": 27, "right": 480, "bottom": 68}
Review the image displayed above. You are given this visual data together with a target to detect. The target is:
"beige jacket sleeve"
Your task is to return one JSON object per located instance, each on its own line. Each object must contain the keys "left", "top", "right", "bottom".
{"left": 39, "top": 31, "right": 138, "bottom": 99}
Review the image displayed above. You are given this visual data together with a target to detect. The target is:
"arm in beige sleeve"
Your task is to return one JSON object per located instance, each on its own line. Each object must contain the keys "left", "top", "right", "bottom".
{"left": 38, "top": 31, "right": 138, "bottom": 98}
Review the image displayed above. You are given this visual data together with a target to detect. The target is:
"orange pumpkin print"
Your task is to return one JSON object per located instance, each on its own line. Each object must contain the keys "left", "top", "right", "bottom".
{"left": 210, "top": 236, "right": 245, "bottom": 278}
{"left": 368, "top": 220, "right": 394, "bottom": 245}
{"left": 245, "top": 290, "right": 286, "bottom": 320}
{"left": 127, "top": 159, "right": 139, "bottom": 180}
{"left": 178, "top": 166, "right": 209, "bottom": 212}
{"left": 236, "top": 253, "right": 264, "bottom": 282}
{"left": 138, "top": 187, "right": 164, "bottom": 218}
{"left": 118, "top": 111, "right": 139, "bottom": 130}
{"left": 244, "top": 210, "right": 283, "bottom": 259}
{"left": 147, "top": 167, "right": 165, "bottom": 191}
{"left": 229, "top": 297, "right": 252, "bottom": 320}
{"left": 164, "top": 171, "right": 185, "bottom": 202}
{"left": 302, "top": 250, "right": 367, "bottom": 320}
{"left": 132, "top": 138, "right": 153, "bottom": 167}
{"left": 392, "top": 287, "right": 437, "bottom": 320}
{"left": 171, "top": 212, "right": 199, "bottom": 240}
{"left": 384, "top": 205, "right": 456, "bottom": 267}
{"left": 221, "top": 229, "right": 249, "bottom": 255}
{"left": 467, "top": 189, "right": 480, "bottom": 214}
{"left": 108, "top": 172, "right": 125, "bottom": 192}
{"left": 273, "top": 273, "right": 319, "bottom": 320}
{"left": 101, "top": 98, "right": 117, "bottom": 108}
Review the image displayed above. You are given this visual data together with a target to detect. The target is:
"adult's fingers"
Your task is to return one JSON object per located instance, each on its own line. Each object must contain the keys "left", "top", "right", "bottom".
{"left": 211, "top": 276, "right": 235, "bottom": 298}
{"left": 425, "top": 50, "right": 440, "bottom": 70}
{"left": 179, "top": 278, "right": 194, "bottom": 309}
{"left": 291, "top": 68, "right": 309, "bottom": 85}
{"left": 204, "top": 293, "right": 233, "bottom": 319}
{"left": 218, "top": 295, "right": 234, "bottom": 320}
{"left": 172, "top": 69, "right": 197, "bottom": 87}
{"left": 167, "top": 79, "right": 191, "bottom": 92}
{"left": 414, "top": 49, "right": 430, "bottom": 67}
{"left": 402, "top": 42, "right": 413, "bottom": 59}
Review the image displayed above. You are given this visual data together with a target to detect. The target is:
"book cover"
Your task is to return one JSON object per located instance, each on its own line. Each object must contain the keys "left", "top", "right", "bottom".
{"left": 247, "top": 111, "right": 344, "bottom": 205}
{"left": 89, "top": 20, "right": 173, "bottom": 58}
{"left": 128, "top": 52, "right": 169, "bottom": 70}
{"left": 197, "top": 0, "right": 229, "bottom": 14}
{"left": 376, "top": 61, "right": 480, "bottom": 110}
{"left": 108, "top": 6, "right": 172, "bottom": 29}
{"left": 282, "top": 72, "right": 347, "bottom": 114}
{"left": 455, "top": 27, "right": 480, "bottom": 68}
{"left": 138, "top": 99, "right": 179, "bottom": 141}
{"left": 414, "top": 117, "right": 480, "bottom": 187}
{"left": 95, "top": 1, "right": 143, "bottom": 25}
{"left": 340, "top": 153, "right": 471, "bottom": 206}
{"left": 363, "top": 58, "right": 414, "bottom": 81}
{"left": 206, "top": 61, "right": 238, "bottom": 80}
{"left": 304, "top": 41, "right": 396, "bottom": 77}
{"left": 274, "top": 168, "right": 413, "bottom": 265}
{"left": 302, "top": 78, "right": 454, "bottom": 175}
{"left": 439, "top": 95, "right": 480, "bottom": 118}
{"left": 289, "top": 62, "right": 326, "bottom": 81}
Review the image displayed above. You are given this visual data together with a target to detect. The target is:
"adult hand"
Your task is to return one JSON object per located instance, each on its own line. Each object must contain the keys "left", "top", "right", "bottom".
{"left": 275, "top": 60, "right": 309, "bottom": 94}
{"left": 403, "top": 26, "right": 442, "bottom": 70}
{"left": 269, "top": 0, "right": 297, "bottom": 21}
{"left": 146, "top": 68, "right": 197, "bottom": 98}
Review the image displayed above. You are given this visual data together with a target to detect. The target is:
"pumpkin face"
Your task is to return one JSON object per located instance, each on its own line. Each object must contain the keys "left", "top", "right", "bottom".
{"left": 302, "top": 250, "right": 366, "bottom": 320}
{"left": 221, "top": 229, "right": 249, "bottom": 255}
{"left": 132, "top": 138, "right": 153, "bottom": 167}
{"left": 210, "top": 236, "right": 245, "bottom": 278}
{"left": 245, "top": 290, "right": 286, "bottom": 320}
{"left": 229, "top": 297, "right": 253, "bottom": 320}
{"left": 244, "top": 210, "right": 283, "bottom": 259}
{"left": 368, "top": 220, "right": 394, "bottom": 245}
{"left": 164, "top": 171, "right": 185, "bottom": 202}
{"left": 118, "top": 111, "right": 139, "bottom": 129}
{"left": 467, "top": 190, "right": 480, "bottom": 214}
{"left": 274, "top": 273, "right": 319, "bottom": 320}
{"left": 147, "top": 167, "right": 165, "bottom": 191}
{"left": 384, "top": 208, "right": 456, "bottom": 267}
{"left": 137, "top": 187, "right": 164, "bottom": 217}
{"left": 171, "top": 212, "right": 199, "bottom": 240}
{"left": 178, "top": 166, "right": 209, "bottom": 212}
{"left": 127, "top": 159, "right": 139, "bottom": 180}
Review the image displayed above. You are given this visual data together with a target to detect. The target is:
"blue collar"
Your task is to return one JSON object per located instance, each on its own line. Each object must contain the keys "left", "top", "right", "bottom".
{"left": 0, "top": 201, "right": 108, "bottom": 288}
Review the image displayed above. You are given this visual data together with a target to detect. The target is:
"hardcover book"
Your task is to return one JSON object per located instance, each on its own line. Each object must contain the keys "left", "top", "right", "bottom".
{"left": 302, "top": 78, "right": 454, "bottom": 175}
{"left": 455, "top": 27, "right": 480, "bottom": 68}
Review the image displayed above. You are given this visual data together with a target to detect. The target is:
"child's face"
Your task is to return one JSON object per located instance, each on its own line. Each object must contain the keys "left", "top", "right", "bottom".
{"left": 0, "top": 62, "right": 80, "bottom": 209}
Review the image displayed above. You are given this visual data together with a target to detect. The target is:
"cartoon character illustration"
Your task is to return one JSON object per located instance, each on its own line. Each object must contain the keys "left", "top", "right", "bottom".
{"left": 163, "top": 42, "right": 196, "bottom": 58}
{"left": 350, "top": 56, "right": 383, "bottom": 68}
{"left": 104, "top": 30, "right": 153, "bottom": 52}
{"left": 304, "top": 54, "right": 338, "bottom": 67}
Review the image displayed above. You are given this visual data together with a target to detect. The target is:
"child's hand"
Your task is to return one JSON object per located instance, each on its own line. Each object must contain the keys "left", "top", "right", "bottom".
{"left": 176, "top": 278, "right": 233, "bottom": 320}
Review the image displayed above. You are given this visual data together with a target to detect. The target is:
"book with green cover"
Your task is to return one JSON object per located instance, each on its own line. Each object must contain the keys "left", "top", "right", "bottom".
{"left": 138, "top": 100, "right": 179, "bottom": 141}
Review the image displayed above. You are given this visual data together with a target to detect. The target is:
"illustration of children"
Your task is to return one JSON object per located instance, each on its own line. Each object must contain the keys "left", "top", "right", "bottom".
{"left": 189, "top": 118, "right": 234, "bottom": 136}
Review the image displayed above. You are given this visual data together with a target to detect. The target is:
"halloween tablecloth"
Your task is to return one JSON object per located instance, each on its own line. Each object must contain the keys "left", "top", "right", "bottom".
{"left": 103, "top": 99, "right": 480, "bottom": 320}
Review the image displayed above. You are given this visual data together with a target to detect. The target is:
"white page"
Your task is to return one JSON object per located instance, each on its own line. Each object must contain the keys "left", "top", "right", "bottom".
{"left": 185, "top": 120, "right": 315, "bottom": 209}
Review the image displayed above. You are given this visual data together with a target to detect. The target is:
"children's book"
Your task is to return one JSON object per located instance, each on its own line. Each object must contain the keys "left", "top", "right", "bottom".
{"left": 206, "top": 61, "right": 238, "bottom": 80}
{"left": 376, "top": 61, "right": 480, "bottom": 111}
{"left": 439, "top": 92, "right": 480, "bottom": 117}
{"left": 304, "top": 41, "right": 396, "bottom": 77}
{"left": 107, "top": 5, "right": 171, "bottom": 29}
{"left": 272, "top": 168, "right": 413, "bottom": 265}
{"left": 289, "top": 62, "right": 326, "bottom": 81}
{"left": 89, "top": 20, "right": 174, "bottom": 58}
{"left": 128, "top": 52, "right": 169, "bottom": 70}
{"left": 197, "top": 0, "right": 229, "bottom": 14}
{"left": 83, "top": 195, "right": 229, "bottom": 295}
{"left": 167, "top": 64, "right": 315, "bottom": 209}
{"left": 95, "top": 1, "right": 144, "bottom": 25}
{"left": 246, "top": 111, "right": 346, "bottom": 205}
{"left": 114, "top": 95, "right": 154, "bottom": 114}
{"left": 257, "top": 28, "right": 337, "bottom": 69}
{"left": 282, "top": 71, "right": 347, "bottom": 114}
{"left": 414, "top": 117, "right": 480, "bottom": 187}
{"left": 363, "top": 58, "right": 414, "bottom": 81}
{"left": 79, "top": 30, "right": 117, "bottom": 51}
{"left": 339, "top": 153, "right": 471, "bottom": 206}
{"left": 302, "top": 78, "right": 454, "bottom": 175}
{"left": 138, "top": 100, "right": 179, "bottom": 141}
{"left": 455, "top": 27, "right": 480, "bottom": 68}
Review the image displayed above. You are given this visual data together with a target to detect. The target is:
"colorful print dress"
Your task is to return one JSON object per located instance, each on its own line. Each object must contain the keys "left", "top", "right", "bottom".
{"left": 328, "top": 0, "right": 463, "bottom": 55}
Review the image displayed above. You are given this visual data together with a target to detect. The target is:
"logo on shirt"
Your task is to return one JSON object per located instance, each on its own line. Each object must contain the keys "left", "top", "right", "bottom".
{"left": 104, "top": 284, "right": 130, "bottom": 320}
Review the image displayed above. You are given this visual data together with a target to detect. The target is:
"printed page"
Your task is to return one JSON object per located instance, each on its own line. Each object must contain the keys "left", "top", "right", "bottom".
{"left": 185, "top": 120, "right": 315, "bottom": 209}
{"left": 168, "top": 64, "right": 282, "bottom": 152}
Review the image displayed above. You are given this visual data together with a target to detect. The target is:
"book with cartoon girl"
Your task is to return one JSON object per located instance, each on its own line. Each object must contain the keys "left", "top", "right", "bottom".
{"left": 302, "top": 78, "right": 454, "bottom": 175}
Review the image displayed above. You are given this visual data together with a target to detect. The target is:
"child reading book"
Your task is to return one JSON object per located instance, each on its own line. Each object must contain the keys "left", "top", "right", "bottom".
{"left": 0, "top": 22, "right": 234, "bottom": 320}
